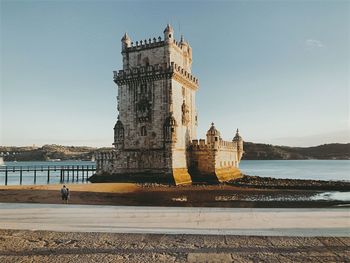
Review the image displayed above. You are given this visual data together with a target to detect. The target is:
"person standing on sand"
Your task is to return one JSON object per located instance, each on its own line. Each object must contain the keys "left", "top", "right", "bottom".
{"left": 60, "top": 185, "right": 69, "bottom": 204}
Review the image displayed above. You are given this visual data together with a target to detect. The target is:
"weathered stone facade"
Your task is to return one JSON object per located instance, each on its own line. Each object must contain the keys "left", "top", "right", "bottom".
{"left": 91, "top": 25, "right": 243, "bottom": 185}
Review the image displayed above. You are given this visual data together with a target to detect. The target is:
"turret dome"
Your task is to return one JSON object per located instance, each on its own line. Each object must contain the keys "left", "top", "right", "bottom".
{"left": 164, "top": 24, "right": 174, "bottom": 42}
{"left": 233, "top": 129, "right": 242, "bottom": 141}
{"left": 206, "top": 122, "right": 221, "bottom": 137}
{"left": 121, "top": 32, "right": 131, "bottom": 42}
{"left": 163, "top": 24, "right": 174, "bottom": 33}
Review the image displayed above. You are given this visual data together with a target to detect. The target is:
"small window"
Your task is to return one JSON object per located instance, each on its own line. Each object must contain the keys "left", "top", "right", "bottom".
{"left": 137, "top": 54, "right": 142, "bottom": 65}
{"left": 215, "top": 137, "right": 218, "bottom": 141}
{"left": 143, "top": 57, "right": 150, "bottom": 66}
{"left": 141, "top": 126, "right": 147, "bottom": 136}
{"left": 140, "top": 84, "right": 147, "bottom": 93}
{"left": 169, "top": 34, "right": 172, "bottom": 38}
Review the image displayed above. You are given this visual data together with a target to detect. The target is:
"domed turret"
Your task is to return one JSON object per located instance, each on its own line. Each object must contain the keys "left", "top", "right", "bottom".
{"left": 113, "top": 116, "right": 124, "bottom": 149}
{"left": 163, "top": 24, "right": 174, "bottom": 43}
{"left": 206, "top": 122, "right": 221, "bottom": 148}
{"left": 121, "top": 32, "right": 131, "bottom": 50}
{"left": 207, "top": 122, "right": 220, "bottom": 136}
{"left": 164, "top": 112, "right": 177, "bottom": 143}
{"left": 233, "top": 129, "right": 243, "bottom": 160}
{"left": 233, "top": 129, "right": 242, "bottom": 142}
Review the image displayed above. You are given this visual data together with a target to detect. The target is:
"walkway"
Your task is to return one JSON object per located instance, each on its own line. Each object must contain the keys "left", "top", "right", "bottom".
{"left": 0, "top": 203, "right": 349, "bottom": 236}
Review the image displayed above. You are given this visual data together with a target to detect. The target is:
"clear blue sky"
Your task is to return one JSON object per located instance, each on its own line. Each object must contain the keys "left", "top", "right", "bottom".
{"left": 1, "top": 0, "right": 349, "bottom": 147}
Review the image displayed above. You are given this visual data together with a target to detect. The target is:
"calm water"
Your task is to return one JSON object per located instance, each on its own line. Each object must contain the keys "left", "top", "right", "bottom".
{"left": 240, "top": 160, "right": 350, "bottom": 181}
{"left": 1, "top": 160, "right": 349, "bottom": 185}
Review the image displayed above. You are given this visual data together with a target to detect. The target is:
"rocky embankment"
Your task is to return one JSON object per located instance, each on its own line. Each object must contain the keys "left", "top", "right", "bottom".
{"left": 229, "top": 175, "right": 350, "bottom": 191}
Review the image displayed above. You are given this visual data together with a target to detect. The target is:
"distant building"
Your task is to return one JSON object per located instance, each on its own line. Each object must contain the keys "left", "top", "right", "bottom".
{"left": 92, "top": 25, "right": 243, "bottom": 185}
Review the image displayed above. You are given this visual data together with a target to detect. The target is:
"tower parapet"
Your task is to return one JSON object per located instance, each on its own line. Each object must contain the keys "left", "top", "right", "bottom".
{"left": 120, "top": 24, "right": 193, "bottom": 72}
{"left": 113, "top": 62, "right": 198, "bottom": 88}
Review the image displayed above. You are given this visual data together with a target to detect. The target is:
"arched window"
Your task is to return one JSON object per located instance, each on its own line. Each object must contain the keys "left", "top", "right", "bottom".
{"left": 143, "top": 57, "right": 150, "bottom": 67}
{"left": 137, "top": 54, "right": 142, "bottom": 65}
{"left": 141, "top": 126, "right": 147, "bottom": 136}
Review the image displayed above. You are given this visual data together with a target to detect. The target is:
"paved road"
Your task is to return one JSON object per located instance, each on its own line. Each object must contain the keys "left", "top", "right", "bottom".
{"left": 0, "top": 203, "right": 349, "bottom": 236}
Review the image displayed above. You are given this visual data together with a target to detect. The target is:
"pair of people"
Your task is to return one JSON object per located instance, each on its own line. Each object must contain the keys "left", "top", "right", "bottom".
{"left": 60, "top": 185, "right": 70, "bottom": 204}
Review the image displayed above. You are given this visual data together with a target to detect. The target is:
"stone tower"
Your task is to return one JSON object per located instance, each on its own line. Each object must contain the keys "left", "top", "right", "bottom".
{"left": 94, "top": 25, "right": 199, "bottom": 185}
{"left": 91, "top": 25, "right": 244, "bottom": 185}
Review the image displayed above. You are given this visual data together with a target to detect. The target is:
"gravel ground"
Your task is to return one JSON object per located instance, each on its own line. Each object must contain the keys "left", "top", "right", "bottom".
{"left": 0, "top": 229, "right": 349, "bottom": 262}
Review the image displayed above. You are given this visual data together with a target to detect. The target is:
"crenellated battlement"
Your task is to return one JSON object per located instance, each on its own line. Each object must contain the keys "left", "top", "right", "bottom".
{"left": 124, "top": 36, "right": 191, "bottom": 53}
{"left": 114, "top": 62, "right": 198, "bottom": 87}
{"left": 218, "top": 140, "right": 235, "bottom": 149}
{"left": 190, "top": 138, "right": 237, "bottom": 151}
{"left": 190, "top": 139, "right": 209, "bottom": 150}
{"left": 125, "top": 36, "right": 164, "bottom": 52}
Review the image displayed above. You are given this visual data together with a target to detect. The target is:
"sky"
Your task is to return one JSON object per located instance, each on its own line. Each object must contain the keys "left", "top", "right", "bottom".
{"left": 1, "top": 0, "right": 349, "bottom": 147}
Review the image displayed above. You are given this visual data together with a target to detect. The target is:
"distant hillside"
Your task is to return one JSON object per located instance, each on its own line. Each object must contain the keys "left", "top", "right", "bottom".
{"left": 242, "top": 142, "right": 350, "bottom": 160}
{"left": 0, "top": 145, "right": 110, "bottom": 162}
{"left": 0, "top": 143, "right": 349, "bottom": 161}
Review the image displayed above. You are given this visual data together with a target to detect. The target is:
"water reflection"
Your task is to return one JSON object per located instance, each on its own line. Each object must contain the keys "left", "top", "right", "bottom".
{"left": 311, "top": 191, "right": 350, "bottom": 202}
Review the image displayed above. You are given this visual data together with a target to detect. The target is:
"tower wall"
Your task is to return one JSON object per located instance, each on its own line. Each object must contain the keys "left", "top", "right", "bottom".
{"left": 92, "top": 26, "right": 198, "bottom": 185}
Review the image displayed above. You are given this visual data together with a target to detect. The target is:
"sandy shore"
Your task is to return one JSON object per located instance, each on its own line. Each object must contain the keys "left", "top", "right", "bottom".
{"left": 0, "top": 183, "right": 348, "bottom": 208}
{"left": 0, "top": 229, "right": 349, "bottom": 262}
{"left": 0, "top": 183, "right": 138, "bottom": 193}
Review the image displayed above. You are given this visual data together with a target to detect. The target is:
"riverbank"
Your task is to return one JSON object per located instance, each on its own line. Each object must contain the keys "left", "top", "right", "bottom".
{"left": 0, "top": 179, "right": 349, "bottom": 208}
{"left": 0, "top": 229, "right": 348, "bottom": 262}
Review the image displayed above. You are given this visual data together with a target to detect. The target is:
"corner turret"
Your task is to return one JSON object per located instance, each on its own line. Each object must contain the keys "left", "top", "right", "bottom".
{"left": 121, "top": 32, "right": 131, "bottom": 51}
{"left": 164, "top": 24, "right": 174, "bottom": 43}
{"left": 113, "top": 116, "right": 124, "bottom": 149}
{"left": 233, "top": 129, "right": 243, "bottom": 160}
{"left": 164, "top": 112, "right": 177, "bottom": 143}
{"left": 206, "top": 122, "right": 220, "bottom": 149}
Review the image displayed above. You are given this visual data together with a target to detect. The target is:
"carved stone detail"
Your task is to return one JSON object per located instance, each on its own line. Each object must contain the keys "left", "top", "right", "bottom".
{"left": 181, "top": 100, "right": 190, "bottom": 126}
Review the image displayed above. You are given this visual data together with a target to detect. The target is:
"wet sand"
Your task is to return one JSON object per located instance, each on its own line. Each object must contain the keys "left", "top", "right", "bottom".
{"left": 0, "top": 229, "right": 349, "bottom": 262}
{"left": 0, "top": 183, "right": 348, "bottom": 208}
